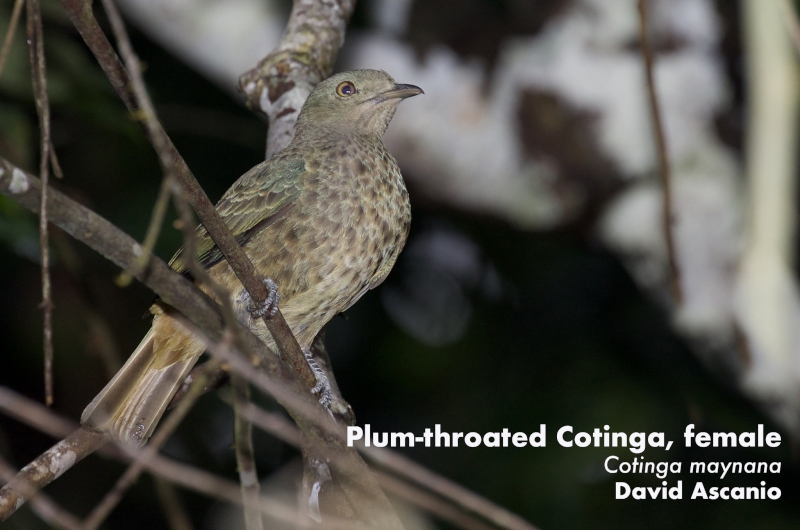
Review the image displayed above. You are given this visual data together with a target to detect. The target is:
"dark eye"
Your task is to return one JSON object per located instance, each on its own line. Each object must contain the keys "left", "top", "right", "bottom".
{"left": 336, "top": 81, "right": 356, "bottom": 97}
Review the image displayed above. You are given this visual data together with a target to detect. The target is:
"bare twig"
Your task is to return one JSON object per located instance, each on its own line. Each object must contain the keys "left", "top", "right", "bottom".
{"left": 51, "top": 229, "right": 123, "bottom": 377}
{"left": 26, "top": 0, "right": 55, "bottom": 406}
{"left": 48, "top": 141, "right": 63, "bottom": 179}
{"left": 0, "top": 158, "right": 226, "bottom": 349}
{"left": 232, "top": 376, "right": 264, "bottom": 530}
{"left": 637, "top": 0, "right": 682, "bottom": 305}
{"left": 0, "top": 0, "right": 24, "bottom": 78}
{"left": 154, "top": 478, "right": 195, "bottom": 530}
{"left": 0, "top": 456, "right": 83, "bottom": 530}
{"left": 81, "top": 357, "right": 225, "bottom": 529}
{"left": 168, "top": 362, "right": 229, "bottom": 410}
{"left": 116, "top": 174, "right": 173, "bottom": 286}
{"left": 173, "top": 314, "right": 404, "bottom": 528}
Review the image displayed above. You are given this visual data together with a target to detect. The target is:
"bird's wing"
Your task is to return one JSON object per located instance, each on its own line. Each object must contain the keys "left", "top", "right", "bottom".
{"left": 169, "top": 156, "right": 306, "bottom": 276}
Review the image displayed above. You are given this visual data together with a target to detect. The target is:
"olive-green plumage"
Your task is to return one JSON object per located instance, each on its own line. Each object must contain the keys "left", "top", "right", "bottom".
{"left": 81, "top": 70, "right": 422, "bottom": 445}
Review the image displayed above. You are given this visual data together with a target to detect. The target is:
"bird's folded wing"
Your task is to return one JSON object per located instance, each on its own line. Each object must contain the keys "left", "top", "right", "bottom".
{"left": 170, "top": 157, "right": 306, "bottom": 275}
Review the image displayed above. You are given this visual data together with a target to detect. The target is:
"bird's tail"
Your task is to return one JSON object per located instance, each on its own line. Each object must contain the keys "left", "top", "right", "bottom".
{"left": 81, "top": 318, "right": 203, "bottom": 447}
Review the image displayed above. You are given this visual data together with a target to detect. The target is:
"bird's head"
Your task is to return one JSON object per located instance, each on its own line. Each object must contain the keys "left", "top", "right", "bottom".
{"left": 295, "top": 69, "right": 423, "bottom": 139}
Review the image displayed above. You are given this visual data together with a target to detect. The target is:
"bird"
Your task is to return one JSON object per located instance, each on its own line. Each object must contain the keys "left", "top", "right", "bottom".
{"left": 80, "top": 69, "right": 422, "bottom": 446}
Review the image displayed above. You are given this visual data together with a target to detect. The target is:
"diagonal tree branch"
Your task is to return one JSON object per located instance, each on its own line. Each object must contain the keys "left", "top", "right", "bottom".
{"left": 0, "top": 456, "right": 83, "bottom": 530}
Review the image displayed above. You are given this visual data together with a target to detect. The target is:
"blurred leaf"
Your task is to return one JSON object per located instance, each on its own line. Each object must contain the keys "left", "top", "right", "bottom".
{"left": 0, "top": 196, "right": 40, "bottom": 262}
{"left": 0, "top": 102, "right": 33, "bottom": 168}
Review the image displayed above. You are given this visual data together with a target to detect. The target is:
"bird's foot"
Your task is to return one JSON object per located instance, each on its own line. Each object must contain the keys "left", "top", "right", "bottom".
{"left": 246, "top": 278, "right": 280, "bottom": 319}
{"left": 304, "top": 348, "right": 334, "bottom": 410}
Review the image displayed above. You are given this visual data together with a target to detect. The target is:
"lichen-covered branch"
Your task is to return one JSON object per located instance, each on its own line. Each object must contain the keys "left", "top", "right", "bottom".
{"left": 0, "top": 456, "right": 83, "bottom": 530}
{"left": 238, "top": 0, "right": 356, "bottom": 156}
{"left": 0, "top": 429, "right": 108, "bottom": 520}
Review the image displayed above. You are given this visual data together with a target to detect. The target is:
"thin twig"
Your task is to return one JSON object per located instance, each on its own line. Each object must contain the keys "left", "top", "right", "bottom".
{"left": 100, "top": 0, "right": 178, "bottom": 289}
{"left": 51, "top": 228, "right": 123, "bottom": 377}
{"left": 171, "top": 314, "right": 406, "bottom": 527}
{"left": 171, "top": 185, "right": 247, "bottom": 344}
{"left": 26, "top": 0, "right": 55, "bottom": 406}
{"left": 232, "top": 376, "right": 264, "bottom": 530}
{"left": 0, "top": 0, "right": 24, "bottom": 79}
{"left": 0, "top": 456, "right": 83, "bottom": 530}
{"left": 116, "top": 174, "right": 173, "bottom": 286}
{"left": 637, "top": 0, "right": 682, "bottom": 305}
{"left": 81, "top": 357, "right": 225, "bottom": 529}
{"left": 168, "top": 362, "right": 229, "bottom": 410}
{"left": 154, "top": 478, "right": 195, "bottom": 530}
{"left": 49, "top": 140, "right": 63, "bottom": 178}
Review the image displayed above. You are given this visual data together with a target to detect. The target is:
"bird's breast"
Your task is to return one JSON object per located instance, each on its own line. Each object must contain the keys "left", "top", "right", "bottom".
{"left": 303, "top": 143, "right": 410, "bottom": 290}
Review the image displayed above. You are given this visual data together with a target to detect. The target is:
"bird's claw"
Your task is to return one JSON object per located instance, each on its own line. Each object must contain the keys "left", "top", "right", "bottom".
{"left": 247, "top": 278, "right": 280, "bottom": 318}
{"left": 304, "top": 348, "right": 334, "bottom": 410}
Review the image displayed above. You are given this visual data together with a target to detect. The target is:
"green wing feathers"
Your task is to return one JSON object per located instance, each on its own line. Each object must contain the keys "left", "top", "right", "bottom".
{"left": 170, "top": 157, "right": 306, "bottom": 276}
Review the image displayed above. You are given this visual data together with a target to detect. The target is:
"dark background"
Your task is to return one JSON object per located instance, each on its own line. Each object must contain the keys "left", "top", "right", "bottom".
{"left": 1, "top": 1, "right": 798, "bottom": 529}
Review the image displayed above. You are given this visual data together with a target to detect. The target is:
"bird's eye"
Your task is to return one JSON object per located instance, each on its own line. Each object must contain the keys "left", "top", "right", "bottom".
{"left": 336, "top": 81, "right": 357, "bottom": 97}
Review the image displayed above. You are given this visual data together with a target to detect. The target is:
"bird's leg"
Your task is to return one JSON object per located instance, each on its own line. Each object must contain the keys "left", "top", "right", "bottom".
{"left": 304, "top": 347, "right": 334, "bottom": 410}
{"left": 245, "top": 278, "right": 280, "bottom": 318}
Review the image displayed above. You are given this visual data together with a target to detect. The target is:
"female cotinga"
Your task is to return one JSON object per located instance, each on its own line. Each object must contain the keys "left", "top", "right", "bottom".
{"left": 81, "top": 69, "right": 423, "bottom": 445}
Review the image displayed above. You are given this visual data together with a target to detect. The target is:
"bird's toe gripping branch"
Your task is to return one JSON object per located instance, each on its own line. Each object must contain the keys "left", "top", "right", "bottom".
{"left": 247, "top": 278, "right": 280, "bottom": 318}
{"left": 303, "top": 348, "right": 334, "bottom": 410}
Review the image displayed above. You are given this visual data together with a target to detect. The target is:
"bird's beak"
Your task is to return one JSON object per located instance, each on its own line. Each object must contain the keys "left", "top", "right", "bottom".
{"left": 380, "top": 83, "right": 424, "bottom": 100}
